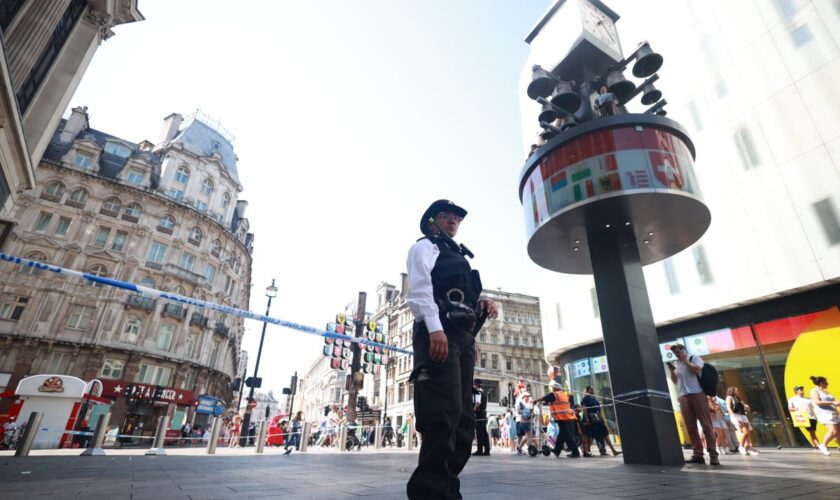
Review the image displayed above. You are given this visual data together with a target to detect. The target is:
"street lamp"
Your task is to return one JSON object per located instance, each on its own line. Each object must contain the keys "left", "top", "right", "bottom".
{"left": 240, "top": 279, "right": 277, "bottom": 446}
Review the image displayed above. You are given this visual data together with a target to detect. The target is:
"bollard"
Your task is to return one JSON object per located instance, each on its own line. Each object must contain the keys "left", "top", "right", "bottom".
{"left": 255, "top": 420, "right": 267, "bottom": 454}
{"left": 407, "top": 422, "right": 415, "bottom": 451}
{"left": 374, "top": 425, "right": 383, "bottom": 450}
{"left": 145, "top": 415, "right": 169, "bottom": 456}
{"left": 207, "top": 417, "right": 222, "bottom": 455}
{"left": 14, "top": 412, "right": 43, "bottom": 457}
{"left": 81, "top": 412, "right": 111, "bottom": 456}
{"left": 338, "top": 424, "right": 347, "bottom": 452}
{"left": 299, "top": 421, "right": 310, "bottom": 452}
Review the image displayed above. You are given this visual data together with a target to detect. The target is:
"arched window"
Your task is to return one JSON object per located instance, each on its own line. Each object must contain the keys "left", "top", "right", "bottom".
{"left": 200, "top": 178, "right": 213, "bottom": 196}
{"left": 175, "top": 166, "right": 190, "bottom": 184}
{"left": 19, "top": 252, "right": 47, "bottom": 275}
{"left": 189, "top": 227, "right": 202, "bottom": 244}
{"left": 101, "top": 197, "right": 122, "bottom": 214}
{"left": 139, "top": 276, "right": 156, "bottom": 287}
{"left": 222, "top": 192, "right": 231, "bottom": 209}
{"left": 67, "top": 188, "right": 88, "bottom": 206}
{"left": 159, "top": 214, "right": 175, "bottom": 230}
{"left": 43, "top": 181, "right": 65, "bottom": 198}
{"left": 174, "top": 286, "right": 187, "bottom": 296}
{"left": 124, "top": 202, "right": 142, "bottom": 219}
{"left": 86, "top": 264, "right": 108, "bottom": 287}
{"left": 211, "top": 239, "right": 221, "bottom": 256}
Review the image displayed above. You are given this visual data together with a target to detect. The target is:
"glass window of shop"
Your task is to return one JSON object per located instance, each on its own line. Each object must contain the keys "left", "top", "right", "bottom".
{"left": 563, "top": 306, "right": 840, "bottom": 449}
{"left": 565, "top": 355, "right": 619, "bottom": 440}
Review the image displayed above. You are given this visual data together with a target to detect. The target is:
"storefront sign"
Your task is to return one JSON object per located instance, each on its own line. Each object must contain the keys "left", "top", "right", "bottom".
{"left": 100, "top": 379, "right": 194, "bottom": 404}
{"left": 16, "top": 374, "right": 86, "bottom": 398}
{"left": 38, "top": 377, "right": 65, "bottom": 393}
{"left": 195, "top": 395, "right": 225, "bottom": 416}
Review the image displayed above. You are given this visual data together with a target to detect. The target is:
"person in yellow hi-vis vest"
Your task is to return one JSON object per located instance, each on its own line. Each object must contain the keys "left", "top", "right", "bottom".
{"left": 535, "top": 381, "right": 581, "bottom": 458}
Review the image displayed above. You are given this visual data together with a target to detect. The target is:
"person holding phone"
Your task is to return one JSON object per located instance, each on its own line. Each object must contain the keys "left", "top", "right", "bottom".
{"left": 668, "top": 343, "right": 720, "bottom": 465}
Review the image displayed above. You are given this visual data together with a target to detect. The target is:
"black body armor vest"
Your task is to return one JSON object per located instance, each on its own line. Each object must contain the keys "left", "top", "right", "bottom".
{"left": 423, "top": 235, "right": 483, "bottom": 314}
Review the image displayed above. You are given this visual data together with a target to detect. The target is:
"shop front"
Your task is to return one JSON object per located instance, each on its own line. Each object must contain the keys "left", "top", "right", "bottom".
{"left": 558, "top": 303, "right": 840, "bottom": 449}
{"left": 100, "top": 380, "right": 194, "bottom": 445}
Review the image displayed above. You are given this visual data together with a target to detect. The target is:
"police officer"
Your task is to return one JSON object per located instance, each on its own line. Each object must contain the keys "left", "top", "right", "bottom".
{"left": 472, "top": 379, "right": 490, "bottom": 456}
{"left": 406, "top": 199, "right": 498, "bottom": 500}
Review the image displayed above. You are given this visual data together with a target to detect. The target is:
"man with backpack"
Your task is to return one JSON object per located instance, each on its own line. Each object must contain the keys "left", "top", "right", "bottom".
{"left": 668, "top": 343, "right": 720, "bottom": 466}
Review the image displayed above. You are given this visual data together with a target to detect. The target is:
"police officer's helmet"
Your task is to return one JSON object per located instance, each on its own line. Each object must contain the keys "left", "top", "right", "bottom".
{"left": 420, "top": 199, "right": 468, "bottom": 236}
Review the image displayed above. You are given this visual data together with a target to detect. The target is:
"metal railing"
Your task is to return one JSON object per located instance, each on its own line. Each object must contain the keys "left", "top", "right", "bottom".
{"left": 190, "top": 312, "right": 209, "bottom": 328}
{"left": 162, "top": 303, "right": 187, "bottom": 319}
{"left": 165, "top": 264, "right": 206, "bottom": 286}
{"left": 125, "top": 295, "right": 156, "bottom": 312}
{"left": 214, "top": 323, "right": 230, "bottom": 337}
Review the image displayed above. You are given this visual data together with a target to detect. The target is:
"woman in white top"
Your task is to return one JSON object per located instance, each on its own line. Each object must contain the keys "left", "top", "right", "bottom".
{"left": 726, "top": 386, "right": 757, "bottom": 455}
{"left": 809, "top": 375, "right": 840, "bottom": 456}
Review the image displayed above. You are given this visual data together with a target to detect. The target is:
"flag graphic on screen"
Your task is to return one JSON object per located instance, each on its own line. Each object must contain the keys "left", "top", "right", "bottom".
{"left": 573, "top": 179, "right": 594, "bottom": 201}
{"left": 598, "top": 173, "right": 621, "bottom": 193}
{"left": 550, "top": 170, "right": 568, "bottom": 192}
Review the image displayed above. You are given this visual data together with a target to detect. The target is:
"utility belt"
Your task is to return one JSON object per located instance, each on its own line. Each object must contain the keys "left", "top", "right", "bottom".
{"left": 436, "top": 287, "right": 488, "bottom": 336}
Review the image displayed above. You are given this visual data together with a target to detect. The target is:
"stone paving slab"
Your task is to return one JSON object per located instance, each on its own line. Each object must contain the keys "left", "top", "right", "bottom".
{"left": 0, "top": 448, "right": 837, "bottom": 499}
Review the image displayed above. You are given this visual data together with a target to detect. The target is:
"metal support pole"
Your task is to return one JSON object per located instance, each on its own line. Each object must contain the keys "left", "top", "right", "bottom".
{"left": 299, "top": 421, "right": 310, "bottom": 452}
{"left": 407, "top": 421, "right": 415, "bottom": 451}
{"left": 80, "top": 412, "right": 111, "bottom": 456}
{"left": 255, "top": 420, "right": 267, "bottom": 454}
{"left": 338, "top": 424, "right": 347, "bottom": 451}
{"left": 207, "top": 417, "right": 222, "bottom": 455}
{"left": 587, "top": 224, "right": 683, "bottom": 465}
{"left": 14, "top": 412, "right": 43, "bottom": 457}
{"left": 374, "top": 423, "right": 383, "bottom": 449}
{"left": 347, "top": 292, "right": 366, "bottom": 424}
{"left": 242, "top": 280, "right": 275, "bottom": 446}
{"left": 145, "top": 415, "right": 170, "bottom": 455}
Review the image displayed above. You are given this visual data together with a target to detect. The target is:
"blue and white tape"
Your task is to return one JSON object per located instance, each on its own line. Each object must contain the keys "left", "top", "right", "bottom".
{"left": 0, "top": 252, "right": 412, "bottom": 356}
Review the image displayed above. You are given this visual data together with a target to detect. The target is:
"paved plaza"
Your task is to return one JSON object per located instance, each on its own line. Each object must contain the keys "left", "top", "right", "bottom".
{"left": 1, "top": 447, "right": 838, "bottom": 499}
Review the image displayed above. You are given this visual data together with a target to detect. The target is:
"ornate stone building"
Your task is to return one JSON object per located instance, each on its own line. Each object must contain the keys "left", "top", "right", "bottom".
{"left": 0, "top": 0, "right": 143, "bottom": 244}
{"left": 0, "top": 107, "right": 253, "bottom": 440}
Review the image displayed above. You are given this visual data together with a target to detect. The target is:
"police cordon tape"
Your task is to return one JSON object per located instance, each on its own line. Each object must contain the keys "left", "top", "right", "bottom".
{"left": 0, "top": 252, "right": 411, "bottom": 356}
{"left": 0, "top": 252, "right": 675, "bottom": 416}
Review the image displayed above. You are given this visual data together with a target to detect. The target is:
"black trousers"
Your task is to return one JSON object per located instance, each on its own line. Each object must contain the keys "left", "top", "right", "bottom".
{"left": 552, "top": 420, "right": 579, "bottom": 456}
{"left": 475, "top": 413, "right": 490, "bottom": 454}
{"left": 407, "top": 322, "right": 475, "bottom": 500}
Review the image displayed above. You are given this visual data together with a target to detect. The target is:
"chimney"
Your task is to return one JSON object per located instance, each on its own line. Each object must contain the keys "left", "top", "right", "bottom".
{"left": 235, "top": 200, "right": 248, "bottom": 218}
{"left": 59, "top": 106, "right": 89, "bottom": 143}
{"left": 400, "top": 272, "right": 408, "bottom": 298}
{"left": 157, "top": 113, "right": 183, "bottom": 146}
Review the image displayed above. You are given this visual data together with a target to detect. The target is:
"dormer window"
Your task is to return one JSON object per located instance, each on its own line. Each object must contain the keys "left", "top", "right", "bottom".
{"left": 175, "top": 166, "right": 190, "bottom": 184}
{"left": 200, "top": 179, "right": 214, "bottom": 196}
{"left": 222, "top": 192, "right": 231, "bottom": 209}
{"left": 73, "top": 151, "right": 94, "bottom": 170}
{"left": 104, "top": 142, "right": 132, "bottom": 158}
{"left": 126, "top": 168, "right": 144, "bottom": 185}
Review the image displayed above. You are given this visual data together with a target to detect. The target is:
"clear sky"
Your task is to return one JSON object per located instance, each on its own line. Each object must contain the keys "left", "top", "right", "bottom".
{"left": 67, "top": 0, "right": 554, "bottom": 396}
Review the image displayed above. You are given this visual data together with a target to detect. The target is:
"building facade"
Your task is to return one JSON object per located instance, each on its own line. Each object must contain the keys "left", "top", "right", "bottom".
{"left": 297, "top": 354, "right": 347, "bottom": 428}
{"left": 519, "top": 0, "right": 840, "bottom": 448}
{"left": 0, "top": 107, "right": 254, "bottom": 441}
{"left": 0, "top": 0, "right": 143, "bottom": 241}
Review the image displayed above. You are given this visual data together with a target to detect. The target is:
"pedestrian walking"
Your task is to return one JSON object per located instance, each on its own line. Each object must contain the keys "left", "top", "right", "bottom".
{"left": 668, "top": 343, "right": 719, "bottom": 465}
{"left": 707, "top": 395, "right": 729, "bottom": 455}
{"left": 405, "top": 199, "right": 498, "bottom": 500}
{"left": 809, "top": 375, "right": 840, "bottom": 456}
{"left": 581, "top": 385, "right": 621, "bottom": 456}
{"left": 788, "top": 385, "right": 819, "bottom": 449}
{"left": 285, "top": 411, "right": 303, "bottom": 455}
{"left": 227, "top": 414, "right": 242, "bottom": 448}
{"left": 515, "top": 391, "right": 537, "bottom": 455}
{"left": 488, "top": 414, "right": 500, "bottom": 448}
{"left": 472, "top": 379, "right": 490, "bottom": 456}
{"left": 534, "top": 381, "right": 580, "bottom": 458}
{"left": 505, "top": 409, "right": 517, "bottom": 453}
{"left": 725, "top": 387, "right": 757, "bottom": 455}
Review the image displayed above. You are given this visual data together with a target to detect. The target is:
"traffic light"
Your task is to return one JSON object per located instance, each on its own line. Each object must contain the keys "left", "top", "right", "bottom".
{"left": 323, "top": 314, "right": 353, "bottom": 371}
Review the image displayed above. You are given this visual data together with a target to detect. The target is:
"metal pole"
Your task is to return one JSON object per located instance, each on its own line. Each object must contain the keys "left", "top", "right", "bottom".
{"left": 14, "top": 412, "right": 43, "bottom": 457}
{"left": 241, "top": 280, "right": 274, "bottom": 446}
{"left": 347, "top": 292, "right": 366, "bottom": 424}
{"left": 407, "top": 419, "right": 415, "bottom": 451}
{"left": 145, "top": 415, "right": 170, "bottom": 455}
{"left": 207, "top": 416, "right": 222, "bottom": 454}
{"left": 288, "top": 371, "right": 297, "bottom": 415}
{"left": 299, "top": 421, "right": 310, "bottom": 452}
{"left": 255, "top": 420, "right": 267, "bottom": 454}
{"left": 81, "top": 412, "right": 111, "bottom": 456}
{"left": 338, "top": 424, "right": 347, "bottom": 451}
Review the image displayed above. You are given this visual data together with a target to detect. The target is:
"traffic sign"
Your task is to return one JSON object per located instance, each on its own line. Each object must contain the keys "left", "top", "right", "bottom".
{"left": 249, "top": 399, "right": 257, "bottom": 409}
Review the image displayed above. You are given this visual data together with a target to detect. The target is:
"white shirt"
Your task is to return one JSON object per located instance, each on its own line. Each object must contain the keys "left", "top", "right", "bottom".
{"left": 788, "top": 395, "right": 815, "bottom": 419}
{"left": 674, "top": 355, "right": 704, "bottom": 396}
{"left": 406, "top": 238, "right": 443, "bottom": 333}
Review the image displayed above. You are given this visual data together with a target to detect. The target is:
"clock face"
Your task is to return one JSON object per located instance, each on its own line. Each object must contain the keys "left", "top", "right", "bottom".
{"left": 580, "top": 0, "right": 620, "bottom": 55}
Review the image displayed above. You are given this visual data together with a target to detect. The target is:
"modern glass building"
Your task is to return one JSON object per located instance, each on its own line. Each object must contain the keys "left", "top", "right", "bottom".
{"left": 519, "top": 0, "right": 840, "bottom": 448}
